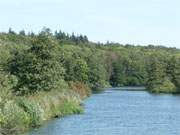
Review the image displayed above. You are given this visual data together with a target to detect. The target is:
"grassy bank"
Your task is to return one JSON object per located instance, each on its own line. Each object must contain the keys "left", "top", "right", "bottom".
{"left": 0, "top": 82, "right": 90, "bottom": 135}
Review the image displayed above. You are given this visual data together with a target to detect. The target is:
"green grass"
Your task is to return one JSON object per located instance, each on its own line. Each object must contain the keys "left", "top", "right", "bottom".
{"left": 0, "top": 89, "right": 84, "bottom": 135}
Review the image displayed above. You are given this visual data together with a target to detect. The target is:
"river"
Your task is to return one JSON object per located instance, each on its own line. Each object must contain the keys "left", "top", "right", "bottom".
{"left": 25, "top": 87, "right": 180, "bottom": 135}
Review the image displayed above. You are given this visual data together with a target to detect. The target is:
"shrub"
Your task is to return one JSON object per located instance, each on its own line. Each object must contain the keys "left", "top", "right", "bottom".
{"left": 150, "top": 79, "right": 177, "bottom": 93}
{"left": 17, "top": 98, "right": 44, "bottom": 127}
{"left": 1, "top": 100, "right": 31, "bottom": 134}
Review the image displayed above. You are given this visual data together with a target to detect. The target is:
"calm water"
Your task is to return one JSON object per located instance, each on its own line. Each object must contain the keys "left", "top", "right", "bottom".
{"left": 26, "top": 88, "right": 180, "bottom": 135}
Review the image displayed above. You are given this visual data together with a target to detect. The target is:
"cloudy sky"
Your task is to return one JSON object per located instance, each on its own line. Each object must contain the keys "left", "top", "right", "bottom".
{"left": 0, "top": 0, "right": 180, "bottom": 48}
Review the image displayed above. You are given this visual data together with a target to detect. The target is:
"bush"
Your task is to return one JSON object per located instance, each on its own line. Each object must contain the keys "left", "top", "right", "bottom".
{"left": 150, "top": 79, "right": 177, "bottom": 93}
{"left": 17, "top": 98, "right": 44, "bottom": 127}
{"left": 1, "top": 100, "right": 31, "bottom": 134}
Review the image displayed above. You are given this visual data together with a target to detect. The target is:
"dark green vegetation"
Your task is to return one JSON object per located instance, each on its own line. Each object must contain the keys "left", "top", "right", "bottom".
{"left": 0, "top": 27, "right": 180, "bottom": 134}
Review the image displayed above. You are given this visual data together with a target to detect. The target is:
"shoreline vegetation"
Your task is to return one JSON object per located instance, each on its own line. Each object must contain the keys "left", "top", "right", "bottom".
{"left": 0, "top": 27, "right": 180, "bottom": 135}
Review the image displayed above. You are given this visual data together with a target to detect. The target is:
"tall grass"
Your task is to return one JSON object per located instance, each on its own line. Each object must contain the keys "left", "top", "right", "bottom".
{"left": 0, "top": 88, "right": 85, "bottom": 135}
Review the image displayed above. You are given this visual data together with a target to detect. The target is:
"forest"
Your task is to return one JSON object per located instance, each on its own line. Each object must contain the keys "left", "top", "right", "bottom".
{"left": 0, "top": 28, "right": 180, "bottom": 135}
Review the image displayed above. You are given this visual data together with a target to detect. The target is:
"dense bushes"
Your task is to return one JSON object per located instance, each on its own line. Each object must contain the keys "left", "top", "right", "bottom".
{"left": 149, "top": 79, "right": 177, "bottom": 93}
{"left": 167, "top": 55, "right": 180, "bottom": 92}
{"left": 17, "top": 98, "right": 43, "bottom": 127}
{"left": 8, "top": 35, "right": 65, "bottom": 95}
{"left": 1, "top": 100, "right": 31, "bottom": 134}
{"left": 146, "top": 53, "right": 180, "bottom": 93}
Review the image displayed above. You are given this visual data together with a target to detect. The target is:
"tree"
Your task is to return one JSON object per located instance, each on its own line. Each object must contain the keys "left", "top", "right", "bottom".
{"left": 74, "top": 58, "right": 89, "bottom": 83}
{"left": 19, "top": 30, "right": 26, "bottom": 36}
{"left": 83, "top": 35, "right": 88, "bottom": 43}
{"left": 63, "top": 53, "right": 89, "bottom": 83}
{"left": 110, "top": 60, "right": 126, "bottom": 86}
{"left": 8, "top": 35, "right": 65, "bottom": 95}
{"left": 146, "top": 54, "right": 172, "bottom": 92}
{"left": 55, "top": 30, "right": 67, "bottom": 40}
{"left": 8, "top": 28, "right": 16, "bottom": 34}
{"left": 71, "top": 33, "right": 77, "bottom": 42}
{"left": 87, "top": 53, "right": 108, "bottom": 88}
{"left": 167, "top": 55, "right": 180, "bottom": 91}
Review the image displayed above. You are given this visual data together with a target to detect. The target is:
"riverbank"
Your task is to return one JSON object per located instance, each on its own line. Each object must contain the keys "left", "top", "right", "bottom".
{"left": 24, "top": 89, "right": 180, "bottom": 135}
{"left": 0, "top": 82, "right": 90, "bottom": 135}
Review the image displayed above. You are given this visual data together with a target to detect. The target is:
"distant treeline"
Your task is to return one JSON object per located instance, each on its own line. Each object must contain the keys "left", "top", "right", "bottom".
{"left": 5, "top": 27, "right": 179, "bottom": 49}
{"left": 7, "top": 27, "right": 89, "bottom": 44}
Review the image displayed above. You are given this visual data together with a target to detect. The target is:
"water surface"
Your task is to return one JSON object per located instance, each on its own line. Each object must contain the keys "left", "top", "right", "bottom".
{"left": 26, "top": 88, "right": 180, "bottom": 135}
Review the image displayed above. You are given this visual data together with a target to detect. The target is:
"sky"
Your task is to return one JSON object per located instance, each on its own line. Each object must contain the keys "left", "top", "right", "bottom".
{"left": 0, "top": 0, "right": 180, "bottom": 48}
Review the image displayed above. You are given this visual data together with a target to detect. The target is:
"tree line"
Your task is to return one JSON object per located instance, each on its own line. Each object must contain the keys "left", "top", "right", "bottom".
{"left": 0, "top": 27, "right": 180, "bottom": 95}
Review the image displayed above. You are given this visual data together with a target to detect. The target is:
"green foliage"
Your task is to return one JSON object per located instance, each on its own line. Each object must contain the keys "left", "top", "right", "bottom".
{"left": 149, "top": 79, "right": 177, "bottom": 93}
{"left": 87, "top": 53, "right": 108, "bottom": 88}
{"left": 110, "top": 52, "right": 147, "bottom": 87}
{"left": 57, "top": 101, "right": 83, "bottom": 116}
{"left": 55, "top": 30, "right": 88, "bottom": 44}
{"left": 64, "top": 55, "right": 89, "bottom": 83}
{"left": 0, "top": 90, "right": 83, "bottom": 135}
{"left": 146, "top": 53, "right": 179, "bottom": 93}
{"left": 167, "top": 55, "right": 180, "bottom": 92}
{"left": 8, "top": 35, "right": 65, "bottom": 95}
{"left": 32, "top": 90, "right": 83, "bottom": 119}
{"left": 2, "top": 28, "right": 179, "bottom": 93}
{"left": 1, "top": 100, "right": 31, "bottom": 134}
{"left": 17, "top": 98, "right": 43, "bottom": 127}
{"left": 0, "top": 72, "right": 17, "bottom": 92}
{"left": 74, "top": 58, "right": 89, "bottom": 83}
{"left": 146, "top": 54, "right": 166, "bottom": 90}
{"left": 110, "top": 60, "right": 126, "bottom": 86}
